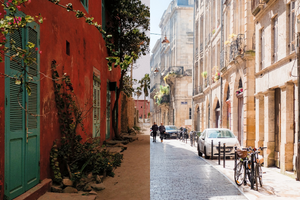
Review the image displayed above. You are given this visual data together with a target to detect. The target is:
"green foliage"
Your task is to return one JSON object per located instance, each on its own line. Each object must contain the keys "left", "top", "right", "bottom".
{"left": 122, "top": 75, "right": 136, "bottom": 97}
{"left": 139, "top": 73, "right": 150, "bottom": 97}
{"left": 50, "top": 141, "right": 62, "bottom": 184}
{"left": 133, "top": 126, "right": 141, "bottom": 131}
{"left": 154, "top": 85, "right": 169, "bottom": 105}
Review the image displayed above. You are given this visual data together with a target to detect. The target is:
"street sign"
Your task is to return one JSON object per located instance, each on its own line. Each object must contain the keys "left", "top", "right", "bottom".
{"left": 181, "top": 102, "right": 187, "bottom": 105}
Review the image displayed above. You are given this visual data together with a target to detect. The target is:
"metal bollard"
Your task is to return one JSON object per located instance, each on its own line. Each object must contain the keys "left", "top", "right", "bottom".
{"left": 223, "top": 143, "right": 226, "bottom": 168}
{"left": 211, "top": 140, "right": 213, "bottom": 160}
{"left": 218, "top": 142, "right": 221, "bottom": 165}
{"left": 251, "top": 153, "right": 255, "bottom": 189}
{"left": 234, "top": 146, "right": 237, "bottom": 168}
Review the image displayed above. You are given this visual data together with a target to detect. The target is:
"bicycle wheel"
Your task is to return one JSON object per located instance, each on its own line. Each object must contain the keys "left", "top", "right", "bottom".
{"left": 234, "top": 161, "right": 245, "bottom": 186}
{"left": 258, "top": 164, "right": 263, "bottom": 187}
{"left": 255, "top": 163, "right": 259, "bottom": 191}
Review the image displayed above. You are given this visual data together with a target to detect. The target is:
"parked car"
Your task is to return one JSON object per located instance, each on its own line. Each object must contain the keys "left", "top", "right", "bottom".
{"left": 164, "top": 125, "right": 179, "bottom": 139}
{"left": 197, "top": 128, "right": 240, "bottom": 159}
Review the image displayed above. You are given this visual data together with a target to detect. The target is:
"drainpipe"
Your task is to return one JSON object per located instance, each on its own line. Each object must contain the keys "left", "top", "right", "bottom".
{"left": 192, "top": 0, "right": 195, "bottom": 130}
{"left": 297, "top": 32, "right": 300, "bottom": 181}
{"left": 220, "top": 0, "right": 224, "bottom": 128}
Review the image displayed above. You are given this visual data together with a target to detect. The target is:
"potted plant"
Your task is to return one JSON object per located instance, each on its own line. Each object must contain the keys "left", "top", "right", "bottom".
{"left": 239, "top": 88, "right": 243, "bottom": 93}
{"left": 236, "top": 90, "right": 240, "bottom": 95}
{"left": 212, "top": 29, "right": 215, "bottom": 34}
{"left": 201, "top": 71, "right": 208, "bottom": 78}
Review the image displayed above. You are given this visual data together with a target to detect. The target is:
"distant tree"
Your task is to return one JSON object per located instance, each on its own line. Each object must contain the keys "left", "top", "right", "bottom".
{"left": 139, "top": 73, "right": 150, "bottom": 123}
{"left": 105, "top": 0, "right": 150, "bottom": 137}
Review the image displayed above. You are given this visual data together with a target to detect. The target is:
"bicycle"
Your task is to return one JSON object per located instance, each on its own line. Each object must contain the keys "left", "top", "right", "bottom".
{"left": 234, "top": 147, "right": 266, "bottom": 191}
{"left": 252, "top": 147, "right": 266, "bottom": 191}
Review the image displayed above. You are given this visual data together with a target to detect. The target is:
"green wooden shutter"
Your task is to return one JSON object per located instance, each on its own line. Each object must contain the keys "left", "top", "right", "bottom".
{"left": 24, "top": 22, "right": 40, "bottom": 191}
{"left": 4, "top": 27, "right": 26, "bottom": 200}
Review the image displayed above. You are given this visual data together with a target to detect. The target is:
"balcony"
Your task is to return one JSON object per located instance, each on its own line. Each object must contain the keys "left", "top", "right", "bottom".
{"left": 150, "top": 83, "right": 160, "bottom": 93}
{"left": 161, "top": 66, "right": 184, "bottom": 77}
{"left": 194, "top": 86, "right": 203, "bottom": 95}
{"left": 205, "top": 77, "right": 209, "bottom": 88}
{"left": 229, "top": 34, "right": 245, "bottom": 62}
{"left": 251, "top": 0, "right": 264, "bottom": 16}
{"left": 161, "top": 94, "right": 170, "bottom": 104}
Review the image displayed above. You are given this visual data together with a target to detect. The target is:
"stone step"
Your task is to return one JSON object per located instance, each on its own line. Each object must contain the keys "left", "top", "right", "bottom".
{"left": 105, "top": 140, "right": 129, "bottom": 145}
{"left": 38, "top": 192, "right": 96, "bottom": 200}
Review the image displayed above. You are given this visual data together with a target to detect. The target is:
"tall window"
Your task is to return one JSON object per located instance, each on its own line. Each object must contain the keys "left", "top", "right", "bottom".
{"left": 289, "top": 1, "right": 295, "bottom": 53}
{"left": 273, "top": 16, "right": 278, "bottom": 63}
{"left": 189, "top": 108, "right": 192, "bottom": 119}
{"left": 260, "top": 28, "right": 265, "bottom": 70}
{"left": 93, "top": 77, "right": 101, "bottom": 137}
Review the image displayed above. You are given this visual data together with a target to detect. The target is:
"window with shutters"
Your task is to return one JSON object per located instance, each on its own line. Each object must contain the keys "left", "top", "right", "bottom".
{"left": 93, "top": 77, "right": 100, "bottom": 138}
{"left": 189, "top": 108, "right": 192, "bottom": 119}
{"left": 273, "top": 16, "right": 278, "bottom": 63}
{"left": 80, "top": 0, "right": 88, "bottom": 12}
{"left": 289, "top": 1, "right": 295, "bottom": 53}
{"left": 260, "top": 28, "right": 265, "bottom": 70}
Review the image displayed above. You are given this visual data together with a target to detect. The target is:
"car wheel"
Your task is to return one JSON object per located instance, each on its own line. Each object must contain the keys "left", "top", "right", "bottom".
{"left": 197, "top": 144, "right": 202, "bottom": 157}
{"left": 204, "top": 147, "right": 210, "bottom": 159}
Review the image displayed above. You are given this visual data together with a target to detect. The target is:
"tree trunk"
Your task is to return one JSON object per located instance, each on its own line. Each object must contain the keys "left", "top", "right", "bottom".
{"left": 143, "top": 95, "right": 145, "bottom": 123}
{"left": 111, "top": 70, "right": 126, "bottom": 139}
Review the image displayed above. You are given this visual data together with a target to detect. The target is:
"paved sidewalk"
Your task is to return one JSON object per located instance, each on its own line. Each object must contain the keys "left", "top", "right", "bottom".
{"left": 182, "top": 139, "right": 300, "bottom": 200}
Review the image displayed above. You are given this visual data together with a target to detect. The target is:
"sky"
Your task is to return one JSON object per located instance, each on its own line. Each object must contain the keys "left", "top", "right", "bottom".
{"left": 133, "top": 0, "right": 172, "bottom": 100}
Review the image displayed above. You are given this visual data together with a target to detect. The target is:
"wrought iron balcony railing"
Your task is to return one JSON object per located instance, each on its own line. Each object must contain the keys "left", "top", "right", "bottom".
{"left": 160, "top": 94, "right": 170, "bottom": 104}
{"left": 200, "top": 43, "right": 203, "bottom": 53}
{"left": 205, "top": 77, "right": 209, "bottom": 88}
{"left": 229, "top": 34, "right": 245, "bottom": 63}
{"left": 161, "top": 66, "right": 184, "bottom": 77}
{"left": 194, "top": 86, "right": 203, "bottom": 95}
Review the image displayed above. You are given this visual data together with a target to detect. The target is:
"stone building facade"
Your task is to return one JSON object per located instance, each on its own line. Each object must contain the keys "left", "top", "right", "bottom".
{"left": 150, "top": 0, "right": 194, "bottom": 128}
{"left": 252, "top": 0, "right": 298, "bottom": 172}
{"left": 192, "top": 0, "right": 256, "bottom": 148}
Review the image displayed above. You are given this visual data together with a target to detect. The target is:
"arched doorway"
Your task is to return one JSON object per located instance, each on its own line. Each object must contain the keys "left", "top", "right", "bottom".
{"left": 237, "top": 78, "right": 244, "bottom": 145}
{"left": 215, "top": 100, "right": 220, "bottom": 128}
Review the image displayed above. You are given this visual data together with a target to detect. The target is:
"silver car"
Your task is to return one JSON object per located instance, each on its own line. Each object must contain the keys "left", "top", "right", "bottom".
{"left": 197, "top": 128, "right": 240, "bottom": 159}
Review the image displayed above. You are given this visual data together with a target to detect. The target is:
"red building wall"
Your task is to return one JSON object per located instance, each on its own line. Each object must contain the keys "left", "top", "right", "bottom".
{"left": 0, "top": 1, "right": 121, "bottom": 198}
{"left": 134, "top": 100, "right": 150, "bottom": 119}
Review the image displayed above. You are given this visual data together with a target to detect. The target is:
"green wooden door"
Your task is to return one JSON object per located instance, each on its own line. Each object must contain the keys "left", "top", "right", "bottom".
{"left": 4, "top": 22, "right": 40, "bottom": 200}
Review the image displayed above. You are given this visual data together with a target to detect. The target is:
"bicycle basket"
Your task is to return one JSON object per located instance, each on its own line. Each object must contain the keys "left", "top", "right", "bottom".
{"left": 236, "top": 149, "right": 247, "bottom": 159}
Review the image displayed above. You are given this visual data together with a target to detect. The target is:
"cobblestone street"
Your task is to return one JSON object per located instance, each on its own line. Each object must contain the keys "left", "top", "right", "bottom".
{"left": 150, "top": 137, "right": 247, "bottom": 200}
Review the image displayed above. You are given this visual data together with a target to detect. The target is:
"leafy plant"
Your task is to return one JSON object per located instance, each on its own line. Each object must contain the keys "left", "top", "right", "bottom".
{"left": 201, "top": 71, "right": 208, "bottom": 78}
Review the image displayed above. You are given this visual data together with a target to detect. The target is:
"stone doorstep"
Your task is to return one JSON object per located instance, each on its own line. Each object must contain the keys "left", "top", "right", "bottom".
{"left": 38, "top": 192, "right": 96, "bottom": 200}
{"left": 14, "top": 179, "right": 52, "bottom": 200}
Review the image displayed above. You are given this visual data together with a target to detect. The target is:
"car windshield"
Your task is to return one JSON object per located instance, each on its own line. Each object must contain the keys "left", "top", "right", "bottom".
{"left": 207, "top": 130, "right": 235, "bottom": 138}
{"left": 166, "top": 126, "right": 178, "bottom": 130}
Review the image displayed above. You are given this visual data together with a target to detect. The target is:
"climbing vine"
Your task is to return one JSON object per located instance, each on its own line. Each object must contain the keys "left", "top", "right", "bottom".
{"left": 50, "top": 60, "right": 123, "bottom": 184}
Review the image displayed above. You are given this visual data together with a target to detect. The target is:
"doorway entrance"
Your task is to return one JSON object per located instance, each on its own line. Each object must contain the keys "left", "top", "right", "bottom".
{"left": 275, "top": 88, "right": 281, "bottom": 168}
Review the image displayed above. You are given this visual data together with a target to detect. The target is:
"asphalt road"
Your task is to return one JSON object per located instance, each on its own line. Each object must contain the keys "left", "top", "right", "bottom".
{"left": 150, "top": 137, "right": 247, "bottom": 200}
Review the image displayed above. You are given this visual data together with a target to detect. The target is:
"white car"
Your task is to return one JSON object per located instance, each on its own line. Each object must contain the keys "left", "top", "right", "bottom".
{"left": 197, "top": 128, "right": 240, "bottom": 159}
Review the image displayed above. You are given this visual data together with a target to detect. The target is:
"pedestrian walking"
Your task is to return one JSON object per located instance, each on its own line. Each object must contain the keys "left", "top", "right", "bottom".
{"left": 151, "top": 122, "right": 158, "bottom": 142}
{"left": 159, "top": 122, "right": 166, "bottom": 142}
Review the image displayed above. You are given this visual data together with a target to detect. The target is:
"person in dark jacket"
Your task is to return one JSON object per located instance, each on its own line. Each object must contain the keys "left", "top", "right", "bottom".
{"left": 159, "top": 122, "right": 166, "bottom": 142}
{"left": 151, "top": 122, "right": 158, "bottom": 142}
